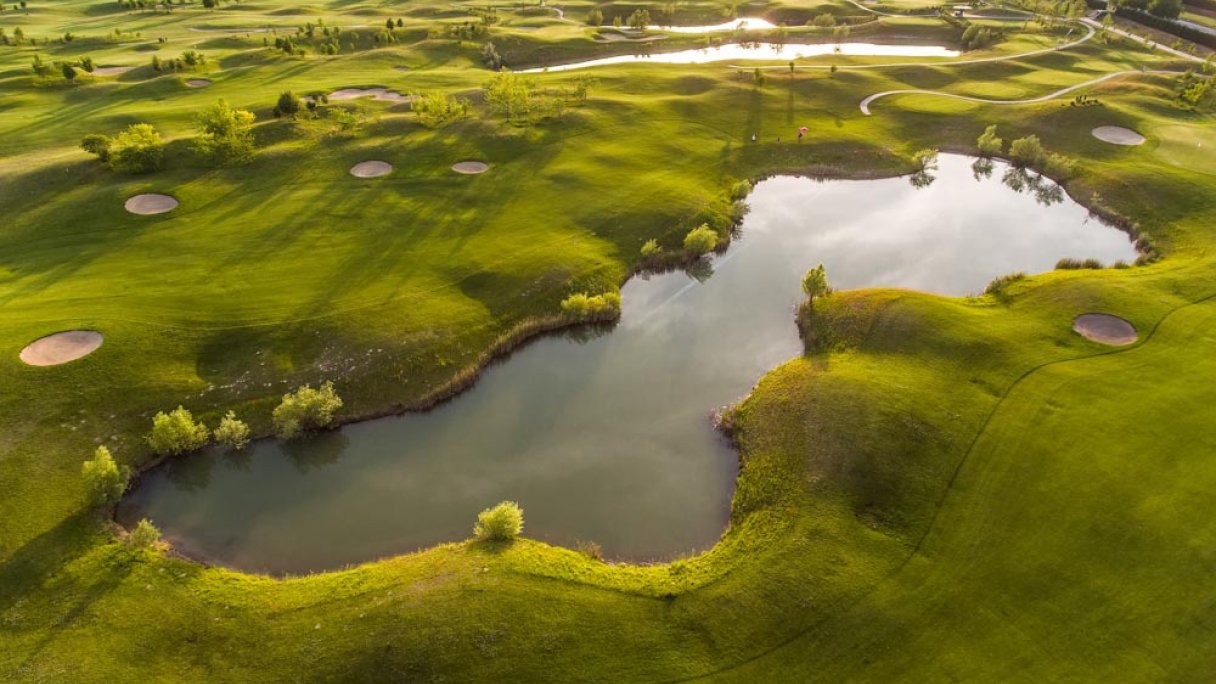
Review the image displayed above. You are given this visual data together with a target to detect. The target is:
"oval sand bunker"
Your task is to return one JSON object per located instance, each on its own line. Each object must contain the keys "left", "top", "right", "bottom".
{"left": 1092, "top": 126, "right": 1145, "bottom": 146}
{"left": 20, "top": 330, "right": 104, "bottom": 366}
{"left": 452, "top": 161, "right": 489, "bottom": 174}
{"left": 1073, "top": 313, "right": 1137, "bottom": 345}
{"left": 185, "top": 79, "right": 212, "bottom": 88}
{"left": 350, "top": 161, "right": 392, "bottom": 178}
{"left": 124, "top": 194, "right": 179, "bottom": 215}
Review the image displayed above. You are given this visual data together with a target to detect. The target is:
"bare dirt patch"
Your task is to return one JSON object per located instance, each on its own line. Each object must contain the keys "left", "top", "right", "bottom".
{"left": 124, "top": 194, "right": 179, "bottom": 215}
{"left": 1092, "top": 126, "right": 1145, "bottom": 146}
{"left": 1073, "top": 313, "right": 1138, "bottom": 345}
{"left": 20, "top": 330, "right": 104, "bottom": 366}
{"left": 350, "top": 161, "right": 392, "bottom": 178}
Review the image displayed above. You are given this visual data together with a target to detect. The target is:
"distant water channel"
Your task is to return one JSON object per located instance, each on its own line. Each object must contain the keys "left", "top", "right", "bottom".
{"left": 520, "top": 42, "right": 960, "bottom": 72}
{"left": 119, "top": 155, "right": 1138, "bottom": 575}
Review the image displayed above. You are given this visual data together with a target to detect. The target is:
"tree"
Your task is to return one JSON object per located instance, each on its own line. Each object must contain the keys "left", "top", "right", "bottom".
{"left": 193, "top": 98, "right": 256, "bottom": 166}
{"left": 412, "top": 91, "right": 471, "bottom": 127}
{"left": 82, "top": 446, "right": 128, "bottom": 506}
{"left": 560, "top": 292, "right": 621, "bottom": 320}
{"left": 474, "top": 501, "right": 524, "bottom": 541}
{"left": 682, "top": 224, "right": 719, "bottom": 256}
{"left": 272, "top": 381, "right": 343, "bottom": 439}
{"left": 109, "top": 123, "right": 164, "bottom": 173}
{"left": 214, "top": 410, "right": 251, "bottom": 450}
{"left": 587, "top": 7, "right": 603, "bottom": 25}
{"left": 484, "top": 70, "right": 534, "bottom": 121}
{"left": 385, "top": 18, "right": 395, "bottom": 30}
{"left": 753, "top": 67, "right": 765, "bottom": 87}
{"left": 640, "top": 238, "right": 660, "bottom": 257}
{"left": 628, "top": 8, "right": 650, "bottom": 30}
{"left": 801, "top": 263, "right": 830, "bottom": 300}
{"left": 1147, "top": 0, "right": 1182, "bottom": 19}
{"left": 80, "top": 133, "right": 113, "bottom": 162}
{"left": 976, "top": 124, "right": 1003, "bottom": 156}
{"left": 1009, "top": 134, "right": 1046, "bottom": 168}
{"left": 147, "top": 406, "right": 209, "bottom": 456}
{"left": 912, "top": 147, "right": 939, "bottom": 172}
{"left": 61, "top": 62, "right": 77, "bottom": 80}
{"left": 274, "top": 90, "right": 301, "bottom": 117}
{"left": 128, "top": 518, "right": 161, "bottom": 549}
{"left": 481, "top": 41, "right": 502, "bottom": 69}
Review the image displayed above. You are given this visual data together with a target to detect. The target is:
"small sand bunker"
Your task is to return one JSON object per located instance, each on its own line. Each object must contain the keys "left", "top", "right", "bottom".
{"left": 452, "top": 161, "right": 489, "bottom": 175}
{"left": 1073, "top": 313, "right": 1138, "bottom": 345}
{"left": 1092, "top": 126, "right": 1145, "bottom": 146}
{"left": 20, "top": 330, "right": 104, "bottom": 366}
{"left": 124, "top": 193, "right": 179, "bottom": 215}
{"left": 185, "top": 78, "right": 212, "bottom": 88}
{"left": 350, "top": 160, "right": 392, "bottom": 178}
{"left": 328, "top": 87, "right": 414, "bottom": 102}
{"left": 92, "top": 66, "right": 134, "bottom": 76}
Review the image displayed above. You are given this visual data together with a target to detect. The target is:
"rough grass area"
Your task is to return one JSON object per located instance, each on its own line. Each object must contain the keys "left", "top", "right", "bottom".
{"left": 2, "top": 0, "right": 1215, "bottom": 680}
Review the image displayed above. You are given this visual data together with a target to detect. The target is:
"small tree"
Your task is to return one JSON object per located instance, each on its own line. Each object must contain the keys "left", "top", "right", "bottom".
{"left": 214, "top": 410, "right": 251, "bottom": 450}
{"left": 128, "top": 518, "right": 161, "bottom": 549}
{"left": 272, "top": 381, "right": 343, "bottom": 439}
{"left": 193, "top": 98, "right": 256, "bottom": 166}
{"left": 640, "top": 238, "right": 660, "bottom": 258}
{"left": 976, "top": 124, "right": 1003, "bottom": 157}
{"left": 1008, "top": 134, "right": 1046, "bottom": 168}
{"left": 912, "top": 147, "right": 939, "bottom": 172}
{"left": 587, "top": 7, "right": 603, "bottom": 25}
{"left": 274, "top": 90, "right": 301, "bottom": 117}
{"left": 682, "top": 224, "right": 719, "bottom": 256}
{"left": 109, "top": 123, "right": 164, "bottom": 173}
{"left": 474, "top": 501, "right": 524, "bottom": 541}
{"left": 82, "top": 446, "right": 128, "bottom": 507}
{"left": 147, "top": 406, "right": 210, "bottom": 456}
{"left": 80, "top": 134, "right": 113, "bottom": 162}
{"left": 61, "top": 62, "right": 77, "bottom": 81}
{"left": 560, "top": 292, "right": 621, "bottom": 321}
{"left": 801, "top": 263, "right": 830, "bottom": 300}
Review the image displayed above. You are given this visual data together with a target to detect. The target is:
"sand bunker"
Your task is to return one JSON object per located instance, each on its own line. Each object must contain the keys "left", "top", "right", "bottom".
{"left": 1073, "top": 313, "right": 1138, "bottom": 345}
{"left": 328, "top": 87, "right": 414, "bottom": 102}
{"left": 1092, "top": 126, "right": 1145, "bottom": 146}
{"left": 20, "top": 330, "right": 104, "bottom": 366}
{"left": 92, "top": 66, "right": 134, "bottom": 76}
{"left": 452, "top": 161, "right": 489, "bottom": 174}
{"left": 185, "top": 78, "right": 212, "bottom": 88}
{"left": 124, "top": 193, "right": 179, "bottom": 215}
{"left": 350, "top": 160, "right": 392, "bottom": 178}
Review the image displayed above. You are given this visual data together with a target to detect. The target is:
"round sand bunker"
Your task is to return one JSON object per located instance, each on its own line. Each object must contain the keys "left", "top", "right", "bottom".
{"left": 350, "top": 161, "right": 392, "bottom": 178}
{"left": 1073, "top": 313, "right": 1137, "bottom": 346}
{"left": 452, "top": 161, "right": 489, "bottom": 175}
{"left": 20, "top": 330, "right": 104, "bottom": 366}
{"left": 1092, "top": 126, "right": 1145, "bottom": 146}
{"left": 185, "top": 79, "right": 212, "bottom": 88}
{"left": 124, "top": 194, "right": 179, "bottom": 215}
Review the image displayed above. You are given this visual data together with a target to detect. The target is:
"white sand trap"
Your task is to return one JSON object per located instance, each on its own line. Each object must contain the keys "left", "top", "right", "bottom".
{"left": 20, "top": 330, "right": 104, "bottom": 366}
{"left": 185, "top": 79, "right": 212, "bottom": 88}
{"left": 452, "top": 161, "right": 489, "bottom": 174}
{"left": 1092, "top": 126, "right": 1145, "bottom": 146}
{"left": 1073, "top": 313, "right": 1138, "bottom": 345}
{"left": 92, "top": 66, "right": 134, "bottom": 76}
{"left": 350, "top": 160, "right": 392, "bottom": 178}
{"left": 328, "top": 87, "right": 414, "bottom": 102}
{"left": 124, "top": 193, "right": 179, "bottom": 215}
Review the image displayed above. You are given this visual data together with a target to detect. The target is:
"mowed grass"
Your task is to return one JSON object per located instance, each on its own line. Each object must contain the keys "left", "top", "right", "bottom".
{"left": 2, "top": 0, "right": 1216, "bottom": 680}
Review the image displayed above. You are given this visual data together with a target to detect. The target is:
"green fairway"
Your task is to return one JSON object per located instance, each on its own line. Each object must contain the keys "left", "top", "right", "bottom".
{"left": 2, "top": 0, "right": 1216, "bottom": 680}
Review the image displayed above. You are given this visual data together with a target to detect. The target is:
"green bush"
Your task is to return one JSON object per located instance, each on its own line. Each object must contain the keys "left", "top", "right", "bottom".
{"left": 729, "top": 179, "right": 752, "bottom": 201}
{"left": 80, "top": 134, "right": 112, "bottom": 162}
{"left": 560, "top": 292, "right": 621, "bottom": 321}
{"left": 82, "top": 446, "right": 128, "bottom": 507}
{"left": 214, "top": 410, "right": 251, "bottom": 450}
{"left": 1008, "top": 134, "right": 1046, "bottom": 168}
{"left": 682, "top": 224, "right": 719, "bottom": 256}
{"left": 109, "top": 123, "right": 164, "bottom": 174}
{"left": 976, "top": 124, "right": 1003, "bottom": 157}
{"left": 147, "top": 406, "right": 210, "bottom": 456}
{"left": 474, "top": 500, "right": 524, "bottom": 541}
{"left": 801, "top": 263, "right": 830, "bottom": 300}
{"left": 274, "top": 90, "right": 301, "bottom": 117}
{"left": 640, "top": 239, "right": 660, "bottom": 258}
{"left": 128, "top": 518, "right": 161, "bottom": 549}
{"left": 272, "top": 381, "right": 343, "bottom": 439}
{"left": 193, "top": 98, "right": 256, "bottom": 166}
{"left": 411, "top": 91, "right": 471, "bottom": 128}
{"left": 984, "top": 271, "right": 1025, "bottom": 296}
{"left": 1042, "top": 152, "right": 1076, "bottom": 179}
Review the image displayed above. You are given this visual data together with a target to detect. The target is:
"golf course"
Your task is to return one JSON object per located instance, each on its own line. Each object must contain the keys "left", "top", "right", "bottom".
{"left": 1, "top": 0, "right": 1214, "bottom": 680}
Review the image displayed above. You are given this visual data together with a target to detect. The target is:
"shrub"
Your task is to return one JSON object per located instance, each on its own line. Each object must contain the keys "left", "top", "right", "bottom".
{"left": 193, "top": 98, "right": 256, "bottom": 166}
{"left": 147, "top": 406, "right": 209, "bottom": 456}
{"left": 729, "top": 179, "right": 752, "bottom": 200}
{"left": 976, "top": 124, "right": 1003, "bottom": 157}
{"left": 1042, "top": 152, "right": 1075, "bottom": 179}
{"left": 1008, "top": 134, "right": 1046, "bottom": 168}
{"left": 411, "top": 91, "right": 471, "bottom": 128}
{"left": 109, "top": 123, "right": 164, "bottom": 173}
{"left": 640, "top": 238, "right": 660, "bottom": 258}
{"left": 801, "top": 263, "right": 830, "bottom": 300}
{"left": 128, "top": 518, "right": 161, "bottom": 549}
{"left": 82, "top": 446, "right": 128, "bottom": 507}
{"left": 1055, "top": 257, "right": 1104, "bottom": 270}
{"left": 578, "top": 540, "right": 603, "bottom": 560}
{"left": 214, "top": 410, "right": 251, "bottom": 450}
{"left": 912, "top": 147, "right": 939, "bottom": 172}
{"left": 682, "top": 224, "right": 719, "bottom": 256}
{"left": 272, "top": 381, "right": 343, "bottom": 439}
{"left": 587, "top": 7, "right": 603, "bottom": 25}
{"left": 474, "top": 500, "right": 523, "bottom": 541}
{"left": 811, "top": 12, "right": 836, "bottom": 27}
{"left": 560, "top": 291, "right": 621, "bottom": 321}
{"left": 274, "top": 90, "right": 301, "bottom": 117}
{"left": 80, "top": 133, "right": 112, "bottom": 162}
{"left": 984, "top": 271, "right": 1025, "bottom": 295}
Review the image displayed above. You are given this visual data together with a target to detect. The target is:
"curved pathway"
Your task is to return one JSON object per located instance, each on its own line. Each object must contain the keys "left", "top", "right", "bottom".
{"left": 860, "top": 68, "right": 1176, "bottom": 114}
{"left": 841, "top": 0, "right": 1033, "bottom": 20}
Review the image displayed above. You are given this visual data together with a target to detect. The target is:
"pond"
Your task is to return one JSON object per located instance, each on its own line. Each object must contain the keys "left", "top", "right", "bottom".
{"left": 520, "top": 42, "right": 960, "bottom": 73}
{"left": 647, "top": 18, "right": 779, "bottom": 33}
{"left": 118, "top": 155, "right": 1138, "bottom": 575}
